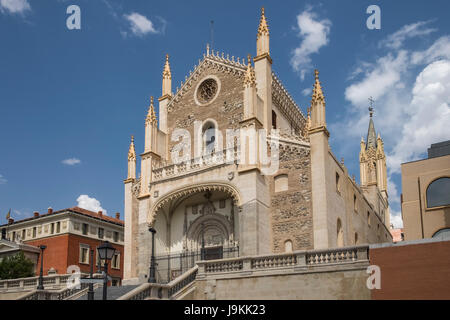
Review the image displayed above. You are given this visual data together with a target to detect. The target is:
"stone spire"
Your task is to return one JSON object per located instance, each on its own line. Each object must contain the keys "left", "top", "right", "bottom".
{"left": 366, "top": 105, "right": 377, "bottom": 150}
{"left": 309, "top": 69, "right": 327, "bottom": 131}
{"left": 257, "top": 7, "right": 269, "bottom": 37}
{"left": 311, "top": 69, "right": 325, "bottom": 106}
{"left": 127, "top": 135, "right": 136, "bottom": 180}
{"left": 162, "top": 54, "right": 172, "bottom": 97}
{"left": 256, "top": 7, "right": 270, "bottom": 57}
{"left": 146, "top": 96, "right": 157, "bottom": 125}
{"left": 244, "top": 55, "right": 256, "bottom": 87}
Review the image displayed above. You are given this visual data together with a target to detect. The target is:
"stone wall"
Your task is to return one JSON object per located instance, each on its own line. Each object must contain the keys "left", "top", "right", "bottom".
{"left": 270, "top": 144, "right": 313, "bottom": 252}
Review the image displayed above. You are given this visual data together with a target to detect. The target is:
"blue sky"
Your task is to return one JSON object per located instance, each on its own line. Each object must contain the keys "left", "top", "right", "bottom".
{"left": 0, "top": 0, "right": 449, "bottom": 227}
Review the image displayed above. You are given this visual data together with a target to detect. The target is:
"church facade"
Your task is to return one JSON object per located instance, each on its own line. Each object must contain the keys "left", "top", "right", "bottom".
{"left": 123, "top": 8, "right": 392, "bottom": 285}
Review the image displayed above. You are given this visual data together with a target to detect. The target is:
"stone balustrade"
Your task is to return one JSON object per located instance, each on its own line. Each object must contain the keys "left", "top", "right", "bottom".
{"left": 196, "top": 245, "right": 369, "bottom": 277}
{"left": 0, "top": 273, "right": 87, "bottom": 293}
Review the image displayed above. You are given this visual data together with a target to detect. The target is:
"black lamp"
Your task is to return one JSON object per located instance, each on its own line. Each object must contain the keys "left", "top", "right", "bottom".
{"left": 97, "top": 241, "right": 115, "bottom": 300}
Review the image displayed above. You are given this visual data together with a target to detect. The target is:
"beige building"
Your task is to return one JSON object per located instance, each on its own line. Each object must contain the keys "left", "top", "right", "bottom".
{"left": 401, "top": 140, "right": 450, "bottom": 240}
{"left": 123, "top": 8, "right": 392, "bottom": 285}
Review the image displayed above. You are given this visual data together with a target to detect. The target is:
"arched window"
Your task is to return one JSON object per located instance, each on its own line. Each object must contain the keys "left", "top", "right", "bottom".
{"left": 284, "top": 240, "right": 293, "bottom": 253}
{"left": 274, "top": 174, "right": 288, "bottom": 192}
{"left": 202, "top": 121, "right": 216, "bottom": 155}
{"left": 367, "top": 211, "right": 371, "bottom": 227}
{"left": 353, "top": 194, "right": 357, "bottom": 213}
{"left": 272, "top": 110, "right": 277, "bottom": 129}
{"left": 337, "top": 218, "right": 344, "bottom": 247}
{"left": 354, "top": 232, "right": 358, "bottom": 245}
{"left": 432, "top": 228, "right": 450, "bottom": 240}
{"left": 426, "top": 177, "right": 450, "bottom": 208}
{"left": 336, "top": 172, "right": 340, "bottom": 194}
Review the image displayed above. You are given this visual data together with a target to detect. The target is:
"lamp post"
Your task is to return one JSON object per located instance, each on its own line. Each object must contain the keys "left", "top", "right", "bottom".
{"left": 97, "top": 241, "right": 116, "bottom": 300}
{"left": 37, "top": 245, "right": 47, "bottom": 290}
{"left": 148, "top": 227, "right": 156, "bottom": 283}
{"left": 87, "top": 249, "right": 95, "bottom": 300}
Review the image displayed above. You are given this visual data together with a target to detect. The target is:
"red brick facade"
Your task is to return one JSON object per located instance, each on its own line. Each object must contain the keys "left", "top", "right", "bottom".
{"left": 370, "top": 240, "right": 450, "bottom": 299}
{"left": 25, "top": 234, "right": 123, "bottom": 283}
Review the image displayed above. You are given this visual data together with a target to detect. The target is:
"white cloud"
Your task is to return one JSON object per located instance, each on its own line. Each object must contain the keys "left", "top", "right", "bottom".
{"left": 0, "top": 174, "right": 7, "bottom": 184}
{"left": 0, "top": 0, "right": 30, "bottom": 14}
{"left": 124, "top": 12, "right": 158, "bottom": 37}
{"left": 390, "top": 210, "right": 404, "bottom": 229}
{"left": 380, "top": 20, "right": 437, "bottom": 50}
{"left": 62, "top": 158, "right": 81, "bottom": 166}
{"left": 332, "top": 22, "right": 450, "bottom": 228}
{"left": 290, "top": 9, "right": 331, "bottom": 80}
{"left": 76, "top": 195, "right": 107, "bottom": 215}
{"left": 301, "top": 88, "right": 311, "bottom": 96}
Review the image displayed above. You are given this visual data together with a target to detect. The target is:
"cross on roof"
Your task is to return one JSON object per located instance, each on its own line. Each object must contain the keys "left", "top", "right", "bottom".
{"left": 368, "top": 96, "right": 375, "bottom": 117}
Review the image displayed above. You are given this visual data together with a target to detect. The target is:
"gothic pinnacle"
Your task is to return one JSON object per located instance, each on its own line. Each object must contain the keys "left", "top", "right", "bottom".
{"left": 244, "top": 54, "right": 256, "bottom": 86}
{"left": 146, "top": 96, "right": 157, "bottom": 125}
{"left": 128, "top": 135, "right": 136, "bottom": 161}
{"left": 163, "top": 54, "right": 171, "bottom": 79}
{"left": 258, "top": 7, "right": 269, "bottom": 38}
{"left": 311, "top": 69, "right": 325, "bottom": 106}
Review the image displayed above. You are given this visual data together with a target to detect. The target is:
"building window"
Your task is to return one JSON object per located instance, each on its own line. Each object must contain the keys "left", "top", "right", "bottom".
{"left": 113, "top": 231, "right": 119, "bottom": 242}
{"left": 432, "top": 228, "right": 450, "bottom": 240}
{"left": 272, "top": 110, "right": 277, "bottom": 129}
{"left": 274, "top": 174, "right": 289, "bottom": 193}
{"left": 353, "top": 195, "right": 357, "bottom": 213}
{"left": 284, "top": 240, "right": 293, "bottom": 253}
{"left": 336, "top": 173, "right": 341, "bottom": 194}
{"left": 12, "top": 231, "right": 16, "bottom": 241}
{"left": 202, "top": 121, "right": 216, "bottom": 155}
{"left": 367, "top": 212, "right": 371, "bottom": 227}
{"left": 56, "top": 222, "right": 60, "bottom": 233}
{"left": 22, "top": 229, "right": 26, "bottom": 240}
{"left": 354, "top": 232, "right": 358, "bottom": 245}
{"left": 426, "top": 177, "right": 450, "bottom": 208}
{"left": 337, "top": 219, "right": 344, "bottom": 247}
{"left": 32, "top": 227, "right": 36, "bottom": 238}
{"left": 219, "top": 199, "right": 226, "bottom": 209}
{"left": 98, "top": 228, "right": 104, "bottom": 239}
{"left": 51, "top": 223, "right": 54, "bottom": 234}
{"left": 112, "top": 253, "right": 120, "bottom": 269}
{"left": 82, "top": 223, "right": 88, "bottom": 235}
{"left": 79, "top": 245, "right": 89, "bottom": 264}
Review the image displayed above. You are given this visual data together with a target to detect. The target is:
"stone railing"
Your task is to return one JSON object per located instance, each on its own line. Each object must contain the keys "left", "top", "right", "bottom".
{"left": 152, "top": 149, "right": 239, "bottom": 183}
{"left": 0, "top": 273, "right": 85, "bottom": 293}
{"left": 118, "top": 265, "right": 199, "bottom": 300}
{"left": 196, "top": 245, "right": 369, "bottom": 277}
{"left": 20, "top": 282, "right": 91, "bottom": 300}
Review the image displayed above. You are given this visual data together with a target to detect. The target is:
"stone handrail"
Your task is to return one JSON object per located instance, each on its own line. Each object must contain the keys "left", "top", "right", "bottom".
{"left": 0, "top": 273, "right": 87, "bottom": 293}
{"left": 118, "top": 265, "right": 199, "bottom": 300}
{"left": 196, "top": 245, "right": 369, "bottom": 276}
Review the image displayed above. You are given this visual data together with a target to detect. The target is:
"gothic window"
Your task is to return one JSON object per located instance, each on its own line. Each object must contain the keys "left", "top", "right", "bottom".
{"left": 353, "top": 194, "right": 358, "bottom": 213}
{"left": 274, "top": 174, "right": 288, "bottom": 192}
{"left": 367, "top": 211, "right": 371, "bottom": 227}
{"left": 272, "top": 110, "right": 277, "bottom": 129}
{"left": 197, "top": 78, "right": 218, "bottom": 104}
{"left": 354, "top": 232, "right": 358, "bottom": 245}
{"left": 337, "top": 218, "right": 344, "bottom": 247}
{"left": 426, "top": 177, "right": 450, "bottom": 208}
{"left": 336, "top": 172, "right": 341, "bottom": 194}
{"left": 202, "top": 121, "right": 216, "bottom": 154}
{"left": 284, "top": 240, "right": 293, "bottom": 253}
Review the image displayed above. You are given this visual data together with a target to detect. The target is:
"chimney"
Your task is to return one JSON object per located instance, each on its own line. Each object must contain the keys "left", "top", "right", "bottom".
{"left": 115, "top": 212, "right": 120, "bottom": 220}
{"left": 98, "top": 211, "right": 103, "bottom": 217}
{"left": 33, "top": 211, "right": 40, "bottom": 218}
{"left": 48, "top": 207, "right": 53, "bottom": 214}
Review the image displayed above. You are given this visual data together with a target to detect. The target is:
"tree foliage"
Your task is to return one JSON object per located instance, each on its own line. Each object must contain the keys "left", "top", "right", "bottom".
{"left": 0, "top": 251, "right": 35, "bottom": 280}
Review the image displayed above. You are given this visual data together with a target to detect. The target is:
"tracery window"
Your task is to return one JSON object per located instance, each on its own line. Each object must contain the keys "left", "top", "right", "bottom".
{"left": 197, "top": 78, "right": 218, "bottom": 104}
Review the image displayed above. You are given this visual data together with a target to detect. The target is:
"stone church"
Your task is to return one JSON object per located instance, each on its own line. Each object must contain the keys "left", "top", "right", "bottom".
{"left": 123, "top": 8, "right": 392, "bottom": 284}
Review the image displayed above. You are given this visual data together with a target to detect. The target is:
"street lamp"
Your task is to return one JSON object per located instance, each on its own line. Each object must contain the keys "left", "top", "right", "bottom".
{"left": 37, "top": 245, "right": 47, "bottom": 290}
{"left": 97, "top": 241, "right": 115, "bottom": 300}
{"left": 148, "top": 227, "right": 156, "bottom": 283}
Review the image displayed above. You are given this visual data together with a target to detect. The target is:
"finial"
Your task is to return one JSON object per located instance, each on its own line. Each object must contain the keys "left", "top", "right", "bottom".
{"left": 128, "top": 135, "right": 136, "bottom": 161}
{"left": 206, "top": 43, "right": 210, "bottom": 56}
{"left": 247, "top": 54, "right": 252, "bottom": 65}
{"left": 163, "top": 54, "right": 171, "bottom": 79}
{"left": 131, "top": 135, "right": 134, "bottom": 143}
{"left": 311, "top": 69, "right": 325, "bottom": 105}
{"left": 258, "top": 6, "right": 269, "bottom": 37}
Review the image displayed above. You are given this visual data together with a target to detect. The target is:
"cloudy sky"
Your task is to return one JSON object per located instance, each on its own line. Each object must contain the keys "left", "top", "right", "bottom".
{"left": 0, "top": 0, "right": 449, "bottom": 227}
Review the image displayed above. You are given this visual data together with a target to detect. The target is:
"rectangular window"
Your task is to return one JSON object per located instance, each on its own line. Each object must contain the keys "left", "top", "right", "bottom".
{"left": 56, "top": 222, "right": 60, "bottom": 233}
{"left": 22, "top": 229, "right": 26, "bottom": 240}
{"left": 32, "top": 227, "right": 36, "bottom": 238}
{"left": 113, "top": 231, "right": 119, "bottom": 242}
{"left": 82, "top": 223, "right": 88, "bottom": 235}
{"left": 51, "top": 223, "right": 55, "bottom": 234}
{"left": 79, "top": 245, "right": 89, "bottom": 264}
{"left": 219, "top": 199, "right": 226, "bottom": 209}
{"left": 12, "top": 231, "right": 16, "bottom": 241}
{"left": 98, "top": 228, "right": 104, "bottom": 239}
{"left": 112, "top": 253, "right": 120, "bottom": 269}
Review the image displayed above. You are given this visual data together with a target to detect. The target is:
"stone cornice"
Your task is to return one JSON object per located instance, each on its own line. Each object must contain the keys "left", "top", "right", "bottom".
{"left": 308, "top": 126, "right": 330, "bottom": 137}
{"left": 253, "top": 53, "right": 272, "bottom": 64}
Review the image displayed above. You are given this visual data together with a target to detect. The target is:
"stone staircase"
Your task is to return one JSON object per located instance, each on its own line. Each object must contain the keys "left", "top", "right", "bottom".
{"left": 76, "top": 285, "right": 140, "bottom": 300}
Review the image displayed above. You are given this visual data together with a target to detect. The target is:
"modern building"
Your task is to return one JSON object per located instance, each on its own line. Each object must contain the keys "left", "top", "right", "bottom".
{"left": 123, "top": 7, "right": 392, "bottom": 285}
{"left": 0, "top": 207, "right": 124, "bottom": 285}
{"left": 401, "top": 140, "right": 450, "bottom": 240}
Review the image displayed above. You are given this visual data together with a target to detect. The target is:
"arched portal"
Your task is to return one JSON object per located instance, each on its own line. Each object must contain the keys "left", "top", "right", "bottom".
{"left": 149, "top": 182, "right": 241, "bottom": 282}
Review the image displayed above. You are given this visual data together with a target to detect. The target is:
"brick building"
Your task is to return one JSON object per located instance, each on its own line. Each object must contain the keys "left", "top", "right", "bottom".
{"left": 0, "top": 207, "right": 124, "bottom": 285}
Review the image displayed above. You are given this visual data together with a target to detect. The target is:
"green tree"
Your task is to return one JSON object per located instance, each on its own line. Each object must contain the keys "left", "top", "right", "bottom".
{"left": 0, "top": 251, "right": 35, "bottom": 280}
